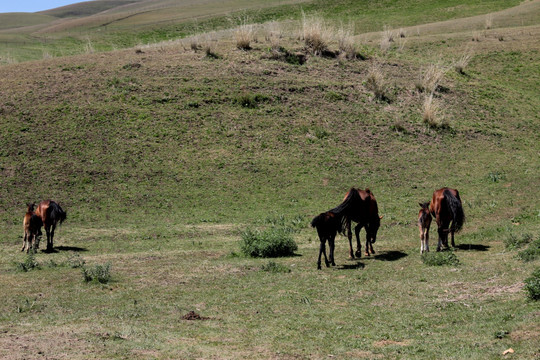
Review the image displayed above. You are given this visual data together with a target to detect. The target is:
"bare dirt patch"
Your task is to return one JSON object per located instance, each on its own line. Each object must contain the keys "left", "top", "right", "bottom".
{"left": 181, "top": 310, "right": 210, "bottom": 320}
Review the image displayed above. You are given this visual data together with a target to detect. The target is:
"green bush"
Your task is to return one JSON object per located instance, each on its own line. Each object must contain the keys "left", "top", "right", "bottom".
{"left": 82, "top": 262, "right": 112, "bottom": 284}
{"left": 518, "top": 238, "right": 540, "bottom": 262}
{"left": 421, "top": 251, "right": 460, "bottom": 266}
{"left": 16, "top": 252, "right": 40, "bottom": 272}
{"left": 240, "top": 227, "right": 298, "bottom": 258}
{"left": 504, "top": 232, "right": 532, "bottom": 250}
{"left": 523, "top": 268, "right": 540, "bottom": 301}
{"left": 261, "top": 261, "right": 291, "bottom": 273}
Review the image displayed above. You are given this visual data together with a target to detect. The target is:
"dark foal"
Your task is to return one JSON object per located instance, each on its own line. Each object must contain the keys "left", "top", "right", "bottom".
{"left": 418, "top": 202, "right": 432, "bottom": 254}
{"left": 311, "top": 211, "right": 342, "bottom": 270}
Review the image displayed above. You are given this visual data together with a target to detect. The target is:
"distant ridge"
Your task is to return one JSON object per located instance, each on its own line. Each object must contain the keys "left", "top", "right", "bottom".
{"left": 38, "top": 0, "right": 139, "bottom": 18}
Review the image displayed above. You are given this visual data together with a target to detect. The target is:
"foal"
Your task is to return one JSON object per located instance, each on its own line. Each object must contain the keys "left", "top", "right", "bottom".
{"left": 311, "top": 211, "right": 342, "bottom": 270}
{"left": 22, "top": 203, "right": 43, "bottom": 253}
{"left": 418, "top": 202, "right": 432, "bottom": 254}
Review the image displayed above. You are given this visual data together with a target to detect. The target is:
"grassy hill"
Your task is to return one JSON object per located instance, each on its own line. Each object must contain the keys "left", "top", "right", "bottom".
{"left": 0, "top": 0, "right": 539, "bottom": 358}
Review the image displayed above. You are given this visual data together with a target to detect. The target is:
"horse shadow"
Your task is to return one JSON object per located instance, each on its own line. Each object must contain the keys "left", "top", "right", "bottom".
{"left": 53, "top": 246, "right": 88, "bottom": 252}
{"left": 373, "top": 250, "right": 408, "bottom": 262}
{"left": 336, "top": 261, "right": 365, "bottom": 270}
{"left": 456, "top": 244, "right": 490, "bottom": 251}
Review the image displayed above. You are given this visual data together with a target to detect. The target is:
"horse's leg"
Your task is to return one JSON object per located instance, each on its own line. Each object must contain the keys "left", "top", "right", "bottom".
{"left": 369, "top": 240, "right": 375, "bottom": 255}
{"left": 317, "top": 238, "right": 324, "bottom": 270}
{"left": 425, "top": 228, "right": 430, "bottom": 253}
{"left": 419, "top": 224, "right": 425, "bottom": 254}
{"left": 44, "top": 224, "right": 51, "bottom": 251}
{"left": 354, "top": 224, "right": 362, "bottom": 258}
{"left": 329, "top": 235, "right": 336, "bottom": 266}
{"left": 450, "top": 228, "right": 456, "bottom": 248}
{"left": 346, "top": 220, "right": 354, "bottom": 259}
{"left": 49, "top": 223, "right": 57, "bottom": 250}
{"left": 22, "top": 232, "right": 27, "bottom": 252}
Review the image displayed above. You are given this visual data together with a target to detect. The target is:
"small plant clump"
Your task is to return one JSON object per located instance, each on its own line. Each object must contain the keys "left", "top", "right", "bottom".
{"left": 504, "top": 232, "right": 532, "bottom": 250}
{"left": 421, "top": 251, "right": 460, "bottom": 266}
{"left": 518, "top": 237, "right": 540, "bottom": 262}
{"left": 523, "top": 267, "right": 540, "bottom": 301}
{"left": 261, "top": 261, "right": 291, "bottom": 273}
{"left": 240, "top": 227, "right": 298, "bottom": 258}
{"left": 16, "top": 252, "right": 40, "bottom": 272}
{"left": 82, "top": 262, "right": 112, "bottom": 284}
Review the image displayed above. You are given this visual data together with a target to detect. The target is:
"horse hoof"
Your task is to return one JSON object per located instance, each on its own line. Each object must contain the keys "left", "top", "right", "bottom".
{"left": 365, "top": 252, "right": 370, "bottom": 257}
{"left": 355, "top": 250, "right": 362, "bottom": 258}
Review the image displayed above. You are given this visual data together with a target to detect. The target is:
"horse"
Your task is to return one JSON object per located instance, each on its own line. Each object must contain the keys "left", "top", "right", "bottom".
{"left": 311, "top": 211, "right": 341, "bottom": 270}
{"left": 418, "top": 202, "right": 432, "bottom": 254}
{"left": 430, "top": 188, "right": 465, "bottom": 251}
{"left": 35, "top": 200, "right": 67, "bottom": 252}
{"left": 311, "top": 188, "right": 363, "bottom": 269}
{"left": 22, "top": 203, "right": 43, "bottom": 253}
{"left": 342, "top": 188, "right": 383, "bottom": 258}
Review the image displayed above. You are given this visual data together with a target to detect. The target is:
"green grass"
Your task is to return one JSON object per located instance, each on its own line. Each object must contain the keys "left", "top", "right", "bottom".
{"left": 0, "top": 0, "right": 539, "bottom": 358}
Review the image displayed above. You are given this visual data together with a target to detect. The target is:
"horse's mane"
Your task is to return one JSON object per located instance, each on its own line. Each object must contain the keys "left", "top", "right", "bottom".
{"left": 328, "top": 187, "right": 363, "bottom": 234}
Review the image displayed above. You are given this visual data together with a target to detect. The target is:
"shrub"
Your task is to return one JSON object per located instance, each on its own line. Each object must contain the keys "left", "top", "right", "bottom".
{"left": 82, "top": 262, "right": 112, "bottom": 284}
{"left": 240, "top": 227, "right": 298, "bottom": 258}
{"left": 261, "top": 261, "right": 291, "bottom": 273}
{"left": 523, "top": 268, "right": 540, "bottom": 301}
{"left": 504, "top": 232, "right": 532, "bottom": 250}
{"left": 421, "top": 251, "right": 460, "bottom": 266}
{"left": 16, "top": 252, "right": 40, "bottom": 272}
{"left": 518, "top": 238, "right": 540, "bottom": 262}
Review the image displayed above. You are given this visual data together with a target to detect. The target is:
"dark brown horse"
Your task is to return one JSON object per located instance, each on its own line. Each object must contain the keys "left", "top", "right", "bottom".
{"left": 418, "top": 202, "right": 432, "bottom": 254}
{"left": 22, "top": 203, "right": 43, "bottom": 253}
{"left": 35, "top": 200, "right": 66, "bottom": 252}
{"left": 342, "top": 188, "right": 383, "bottom": 258}
{"left": 430, "top": 188, "right": 465, "bottom": 251}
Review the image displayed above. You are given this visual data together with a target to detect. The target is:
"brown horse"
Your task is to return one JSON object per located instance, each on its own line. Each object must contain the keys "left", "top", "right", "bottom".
{"left": 343, "top": 188, "right": 383, "bottom": 258}
{"left": 418, "top": 202, "right": 432, "bottom": 254}
{"left": 35, "top": 200, "right": 67, "bottom": 252}
{"left": 22, "top": 203, "right": 43, "bottom": 253}
{"left": 430, "top": 188, "right": 465, "bottom": 251}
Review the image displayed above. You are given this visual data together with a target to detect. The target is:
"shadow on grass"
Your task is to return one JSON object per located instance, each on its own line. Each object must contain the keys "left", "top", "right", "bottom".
{"left": 336, "top": 262, "right": 365, "bottom": 270}
{"left": 54, "top": 246, "right": 88, "bottom": 252}
{"left": 373, "top": 250, "right": 408, "bottom": 261}
{"left": 456, "top": 244, "right": 490, "bottom": 251}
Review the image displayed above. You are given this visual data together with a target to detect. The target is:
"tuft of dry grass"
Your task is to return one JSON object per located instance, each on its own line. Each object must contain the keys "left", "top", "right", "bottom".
{"left": 380, "top": 26, "right": 395, "bottom": 52}
{"left": 417, "top": 63, "right": 447, "bottom": 93}
{"left": 337, "top": 23, "right": 358, "bottom": 59}
{"left": 454, "top": 48, "right": 473, "bottom": 74}
{"left": 235, "top": 18, "right": 255, "bottom": 50}
{"left": 366, "top": 63, "right": 387, "bottom": 101}
{"left": 301, "top": 12, "right": 329, "bottom": 55}
{"left": 264, "top": 21, "right": 283, "bottom": 51}
{"left": 485, "top": 14, "right": 493, "bottom": 30}
{"left": 422, "top": 93, "right": 447, "bottom": 128}
{"left": 84, "top": 37, "right": 95, "bottom": 54}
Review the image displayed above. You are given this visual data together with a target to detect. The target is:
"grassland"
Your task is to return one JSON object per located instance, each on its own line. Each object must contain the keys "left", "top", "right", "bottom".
{"left": 0, "top": 0, "right": 539, "bottom": 358}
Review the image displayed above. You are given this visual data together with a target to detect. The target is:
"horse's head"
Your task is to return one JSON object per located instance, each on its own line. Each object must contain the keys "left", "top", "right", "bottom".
{"left": 418, "top": 202, "right": 432, "bottom": 227}
{"left": 367, "top": 215, "right": 383, "bottom": 243}
{"left": 26, "top": 203, "right": 35, "bottom": 212}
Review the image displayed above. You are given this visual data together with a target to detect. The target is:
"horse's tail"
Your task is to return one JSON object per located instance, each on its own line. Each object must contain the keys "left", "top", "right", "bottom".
{"left": 311, "top": 213, "right": 324, "bottom": 228}
{"left": 50, "top": 202, "right": 67, "bottom": 225}
{"left": 444, "top": 189, "right": 464, "bottom": 232}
